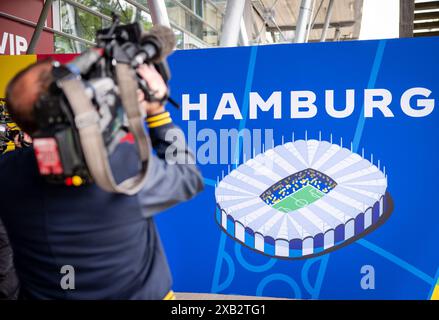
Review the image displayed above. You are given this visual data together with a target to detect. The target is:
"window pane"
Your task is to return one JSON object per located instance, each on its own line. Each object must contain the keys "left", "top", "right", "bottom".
{"left": 54, "top": 0, "right": 221, "bottom": 49}
{"left": 60, "top": 1, "right": 103, "bottom": 42}
{"left": 54, "top": 34, "right": 90, "bottom": 53}
{"left": 166, "top": 0, "right": 218, "bottom": 45}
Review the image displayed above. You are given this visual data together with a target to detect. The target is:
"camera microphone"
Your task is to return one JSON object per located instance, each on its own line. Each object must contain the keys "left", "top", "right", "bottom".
{"left": 67, "top": 26, "right": 176, "bottom": 75}
{"left": 134, "top": 25, "right": 176, "bottom": 66}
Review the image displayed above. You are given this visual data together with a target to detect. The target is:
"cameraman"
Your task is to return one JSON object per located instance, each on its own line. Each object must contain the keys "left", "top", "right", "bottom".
{"left": 0, "top": 59, "right": 204, "bottom": 299}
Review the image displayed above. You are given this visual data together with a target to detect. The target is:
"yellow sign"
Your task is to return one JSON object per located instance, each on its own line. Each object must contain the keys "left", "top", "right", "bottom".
{"left": 0, "top": 55, "right": 36, "bottom": 154}
{"left": 432, "top": 283, "right": 439, "bottom": 300}
{"left": 0, "top": 55, "right": 37, "bottom": 98}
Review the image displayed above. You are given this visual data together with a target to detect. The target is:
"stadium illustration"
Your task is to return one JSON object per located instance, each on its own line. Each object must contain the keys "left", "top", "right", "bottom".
{"left": 215, "top": 139, "right": 393, "bottom": 259}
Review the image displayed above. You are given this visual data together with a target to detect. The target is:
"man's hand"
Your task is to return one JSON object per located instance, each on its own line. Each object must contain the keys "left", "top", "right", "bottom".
{"left": 13, "top": 132, "right": 31, "bottom": 147}
{"left": 136, "top": 64, "right": 167, "bottom": 116}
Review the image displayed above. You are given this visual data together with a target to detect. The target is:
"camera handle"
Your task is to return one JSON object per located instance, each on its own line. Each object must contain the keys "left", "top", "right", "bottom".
{"left": 59, "top": 64, "right": 151, "bottom": 195}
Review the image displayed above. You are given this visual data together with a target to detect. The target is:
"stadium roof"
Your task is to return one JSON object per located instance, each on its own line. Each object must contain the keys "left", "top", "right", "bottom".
{"left": 251, "top": 0, "right": 363, "bottom": 42}
{"left": 210, "top": 0, "right": 364, "bottom": 44}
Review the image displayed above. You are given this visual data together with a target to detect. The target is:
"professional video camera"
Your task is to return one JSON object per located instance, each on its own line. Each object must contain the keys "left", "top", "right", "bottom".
{"left": 32, "top": 14, "right": 176, "bottom": 195}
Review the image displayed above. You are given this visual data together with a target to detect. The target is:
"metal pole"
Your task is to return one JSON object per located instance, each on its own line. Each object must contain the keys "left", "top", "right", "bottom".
{"left": 146, "top": 0, "right": 171, "bottom": 27}
{"left": 399, "top": 0, "right": 414, "bottom": 37}
{"left": 220, "top": 0, "right": 246, "bottom": 47}
{"left": 320, "top": 0, "right": 334, "bottom": 42}
{"left": 27, "top": 0, "right": 54, "bottom": 54}
{"left": 294, "top": 0, "right": 314, "bottom": 43}
{"left": 305, "top": 0, "right": 316, "bottom": 42}
{"left": 309, "top": 0, "right": 325, "bottom": 35}
{"left": 239, "top": 18, "right": 250, "bottom": 46}
{"left": 333, "top": 27, "right": 341, "bottom": 41}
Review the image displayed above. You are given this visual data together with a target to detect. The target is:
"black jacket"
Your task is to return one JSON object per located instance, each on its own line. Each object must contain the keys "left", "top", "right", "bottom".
{"left": 0, "top": 122, "right": 203, "bottom": 299}
{"left": 0, "top": 219, "right": 19, "bottom": 299}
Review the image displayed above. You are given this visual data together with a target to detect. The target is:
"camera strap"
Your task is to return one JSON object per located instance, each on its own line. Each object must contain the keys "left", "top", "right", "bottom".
{"left": 59, "top": 64, "right": 151, "bottom": 195}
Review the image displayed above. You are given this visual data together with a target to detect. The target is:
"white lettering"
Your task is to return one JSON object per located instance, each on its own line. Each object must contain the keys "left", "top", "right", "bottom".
{"left": 364, "top": 89, "right": 394, "bottom": 118}
{"left": 0, "top": 32, "right": 9, "bottom": 54}
{"left": 214, "top": 93, "right": 243, "bottom": 120}
{"left": 9, "top": 33, "right": 15, "bottom": 55}
{"left": 15, "top": 35, "right": 28, "bottom": 55}
{"left": 401, "top": 87, "right": 434, "bottom": 117}
{"left": 325, "top": 89, "right": 355, "bottom": 118}
{"left": 182, "top": 94, "right": 207, "bottom": 120}
{"left": 249, "top": 91, "right": 282, "bottom": 119}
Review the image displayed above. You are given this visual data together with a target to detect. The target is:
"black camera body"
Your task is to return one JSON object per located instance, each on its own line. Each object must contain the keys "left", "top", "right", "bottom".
{"left": 33, "top": 62, "right": 127, "bottom": 185}
{"left": 32, "top": 16, "right": 175, "bottom": 188}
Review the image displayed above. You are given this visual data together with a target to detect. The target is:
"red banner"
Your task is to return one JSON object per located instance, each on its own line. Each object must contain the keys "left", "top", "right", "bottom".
{"left": 0, "top": 0, "right": 54, "bottom": 55}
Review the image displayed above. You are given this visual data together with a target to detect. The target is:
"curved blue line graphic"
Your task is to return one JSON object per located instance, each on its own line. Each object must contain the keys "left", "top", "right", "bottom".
{"left": 234, "top": 45, "right": 258, "bottom": 166}
{"left": 349, "top": 39, "right": 436, "bottom": 298}
{"left": 211, "top": 46, "right": 259, "bottom": 293}
{"left": 238, "top": 46, "right": 258, "bottom": 132}
{"left": 211, "top": 232, "right": 236, "bottom": 293}
{"left": 301, "top": 255, "right": 330, "bottom": 299}
{"left": 313, "top": 40, "right": 388, "bottom": 298}
{"left": 256, "top": 273, "right": 302, "bottom": 299}
{"left": 208, "top": 39, "right": 435, "bottom": 299}
{"left": 357, "top": 239, "right": 435, "bottom": 285}
{"left": 203, "top": 178, "right": 216, "bottom": 187}
{"left": 352, "top": 39, "right": 387, "bottom": 152}
{"left": 234, "top": 243, "right": 277, "bottom": 273}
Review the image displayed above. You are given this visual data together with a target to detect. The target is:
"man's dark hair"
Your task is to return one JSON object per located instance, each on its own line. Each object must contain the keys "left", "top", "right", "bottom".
{"left": 5, "top": 59, "right": 53, "bottom": 135}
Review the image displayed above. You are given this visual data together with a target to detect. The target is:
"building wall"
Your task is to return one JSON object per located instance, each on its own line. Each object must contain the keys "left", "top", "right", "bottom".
{"left": 0, "top": 0, "right": 225, "bottom": 55}
{"left": 0, "top": 0, "right": 54, "bottom": 54}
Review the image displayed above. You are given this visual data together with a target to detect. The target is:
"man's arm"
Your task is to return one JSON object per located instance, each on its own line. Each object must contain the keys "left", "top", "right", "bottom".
{"left": 135, "top": 64, "right": 204, "bottom": 217}
{"left": 137, "top": 118, "right": 204, "bottom": 217}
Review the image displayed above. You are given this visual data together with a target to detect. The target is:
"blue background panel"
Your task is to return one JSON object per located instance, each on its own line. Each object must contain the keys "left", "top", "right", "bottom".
{"left": 156, "top": 37, "right": 439, "bottom": 299}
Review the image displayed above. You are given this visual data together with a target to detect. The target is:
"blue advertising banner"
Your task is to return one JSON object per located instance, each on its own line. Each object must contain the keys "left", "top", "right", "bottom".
{"left": 156, "top": 36, "right": 439, "bottom": 299}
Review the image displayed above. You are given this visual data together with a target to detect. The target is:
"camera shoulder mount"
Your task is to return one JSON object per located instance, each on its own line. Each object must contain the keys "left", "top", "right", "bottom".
{"left": 58, "top": 63, "right": 151, "bottom": 195}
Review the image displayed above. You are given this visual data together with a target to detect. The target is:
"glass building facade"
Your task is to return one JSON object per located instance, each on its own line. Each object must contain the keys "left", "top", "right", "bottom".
{"left": 51, "top": 0, "right": 225, "bottom": 53}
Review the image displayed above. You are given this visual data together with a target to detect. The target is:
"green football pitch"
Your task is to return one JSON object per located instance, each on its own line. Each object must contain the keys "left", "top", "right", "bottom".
{"left": 273, "top": 185, "right": 325, "bottom": 213}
